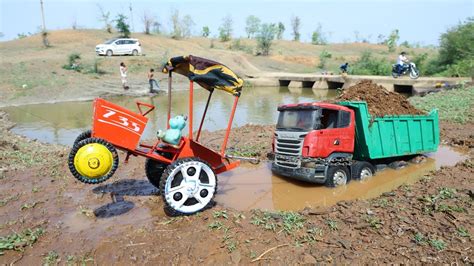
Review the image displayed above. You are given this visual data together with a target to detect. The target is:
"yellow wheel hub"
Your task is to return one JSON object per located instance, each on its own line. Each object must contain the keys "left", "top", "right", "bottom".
{"left": 74, "top": 143, "right": 113, "bottom": 179}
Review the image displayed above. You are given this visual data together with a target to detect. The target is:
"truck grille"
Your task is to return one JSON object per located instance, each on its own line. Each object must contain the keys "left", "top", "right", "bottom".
{"left": 275, "top": 133, "right": 305, "bottom": 168}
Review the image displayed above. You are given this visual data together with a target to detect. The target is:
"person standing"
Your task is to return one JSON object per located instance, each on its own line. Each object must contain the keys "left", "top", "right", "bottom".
{"left": 147, "top": 68, "right": 160, "bottom": 93}
{"left": 120, "top": 62, "right": 129, "bottom": 90}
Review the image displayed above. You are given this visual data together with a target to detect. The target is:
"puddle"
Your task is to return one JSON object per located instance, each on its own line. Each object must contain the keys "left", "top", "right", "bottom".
{"left": 2, "top": 87, "right": 337, "bottom": 146}
{"left": 216, "top": 145, "right": 467, "bottom": 211}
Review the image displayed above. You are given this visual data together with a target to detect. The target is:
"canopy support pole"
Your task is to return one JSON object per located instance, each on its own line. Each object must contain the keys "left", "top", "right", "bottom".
{"left": 189, "top": 80, "right": 193, "bottom": 140}
{"left": 167, "top": 72, "right": 172, "bottom": 129}
{"left": 221, "top": 96, "right": 239, "bottom": 157}
{"left": 196, "top": 89, "right": 213, "bottom": 142}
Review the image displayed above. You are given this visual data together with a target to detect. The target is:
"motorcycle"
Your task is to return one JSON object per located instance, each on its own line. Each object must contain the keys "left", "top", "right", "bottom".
{"left": 392, "top": 62, "right": 419, "bottom": 79}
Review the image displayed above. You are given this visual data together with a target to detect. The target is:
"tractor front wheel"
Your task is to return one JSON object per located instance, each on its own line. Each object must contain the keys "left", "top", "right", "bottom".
{"left": 145, "top": 158, "right": 167, "bottom": 190}
{"left": 160, "top": 157, "right": 217, "bottom": 216}
{"left": 68, "top": 138, "right": 119, "bottom": 184}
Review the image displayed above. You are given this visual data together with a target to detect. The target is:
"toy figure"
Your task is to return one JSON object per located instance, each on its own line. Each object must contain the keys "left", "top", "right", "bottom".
{"left": 157, "top": 115, "right": 187, "bottom": 146}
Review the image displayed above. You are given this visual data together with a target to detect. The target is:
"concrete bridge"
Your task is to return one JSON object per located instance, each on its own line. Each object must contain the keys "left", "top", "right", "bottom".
{"left": 247, "top": 73, "right": 471, "bottom": 95}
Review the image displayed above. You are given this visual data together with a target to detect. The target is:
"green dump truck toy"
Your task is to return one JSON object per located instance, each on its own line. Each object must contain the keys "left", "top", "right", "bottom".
{"left": 270, "top": 101, "right": 439, "bottom": 187}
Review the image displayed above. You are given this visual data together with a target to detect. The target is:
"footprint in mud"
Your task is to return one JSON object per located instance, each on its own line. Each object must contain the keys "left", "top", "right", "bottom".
{"left": 92, "top": 179, "right": 158, "bottom": 196}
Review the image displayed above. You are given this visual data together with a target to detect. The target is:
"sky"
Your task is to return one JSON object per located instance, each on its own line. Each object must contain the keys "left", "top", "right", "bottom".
{"left": 0, "top": 0, "right": 473, "bottom": 45}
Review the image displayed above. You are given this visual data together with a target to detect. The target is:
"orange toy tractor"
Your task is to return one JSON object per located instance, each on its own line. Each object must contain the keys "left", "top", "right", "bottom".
{"left": 68, "top": 55, "right": 244, "bottom": 215}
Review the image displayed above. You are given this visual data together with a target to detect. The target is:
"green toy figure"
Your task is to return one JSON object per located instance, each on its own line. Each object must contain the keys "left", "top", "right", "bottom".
{"left": 157, "top": 115, "right": 187, "bottom": 146}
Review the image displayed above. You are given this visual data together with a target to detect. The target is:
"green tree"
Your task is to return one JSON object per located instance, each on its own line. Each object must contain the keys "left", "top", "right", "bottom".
{"left": 318, "top": 50, "right": 332, "bottom": 69}
{"left": 115, "top": 14, "right": 130, "bottom": 37}
{"left": 438, "top": 17, "right": 474, "bottom": 66}
{"left": 256, "top": 23, "right": 277, "bottom": 56}
{"left": 202, "top": 26, "right": 210, "bottom": 37}
{"left": 245, "top": 15, "right": 261, "bottom": 38}
{"left": 291, "top": 16, "right": 301, "bottom": 41}
{"left": 350, "top": 51, "right": 391, "bottom": 76}
{"left": 276, "top": 22, "right": 285, "bottom": 40}
{"left": 386, "top": 29, "right": 399, "bottom": 52}
{"left": 218, "top": 15, "right": 233, "bottom": 42}
{"left": 311, "top": 23, "right": 327, "bottom": 45}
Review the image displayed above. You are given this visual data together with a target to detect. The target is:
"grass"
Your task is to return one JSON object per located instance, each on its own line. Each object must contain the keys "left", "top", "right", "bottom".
{"left": 456, "top": 226, "right": 470, "bottom": 238}
{"left": 413, "top": 233, "right": 447, "bottom": 251}
{"left": 0, "top": 194, "right": 20, "bottom": 207}
{"left": 409, "top": 86, "right": 474, "bottom": 123}
{"left": 43, "top": 251, "right": 60, "bottom": 265}
{"left": 0, "top": 227, "right": 44, "bottom": 255}
{"left": 325, "top": 219, "right": 338, "bottom": 231}
{"left": 213, "top": 210, "right": 228, "bottom": 219}
{"left": 365, "top": 215, "right": 383, "bottom": 229}
{"left": 251, "top": 210, "right": 306, "bottom": 235}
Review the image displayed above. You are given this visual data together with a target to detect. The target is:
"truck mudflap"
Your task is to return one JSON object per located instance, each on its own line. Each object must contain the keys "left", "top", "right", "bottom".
{"left": 271, "top": 162, "right": 327, "bottom": 184}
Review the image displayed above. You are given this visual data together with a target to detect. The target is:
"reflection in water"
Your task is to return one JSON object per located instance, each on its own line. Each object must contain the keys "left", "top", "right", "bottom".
{"left": 216, "top": 146, "right": 467, "bottom": 211}
{"left": 3, "top": 87, "right": 337, "bottom": 146}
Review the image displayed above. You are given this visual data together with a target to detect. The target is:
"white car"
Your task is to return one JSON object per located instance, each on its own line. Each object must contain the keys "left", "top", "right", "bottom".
{"left": 95, "top": 38, "right": 142, "bottom": 56}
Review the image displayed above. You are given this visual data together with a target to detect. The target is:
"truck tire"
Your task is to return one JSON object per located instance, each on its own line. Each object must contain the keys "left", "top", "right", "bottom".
{"left": 325, "top": 166, "right": 350, "bottom": 187}
{"left": 145, "top": 158, "right": 167, "bottom": 190}
{"left": 352, "top": 161, "right": 375, "bottom": 181}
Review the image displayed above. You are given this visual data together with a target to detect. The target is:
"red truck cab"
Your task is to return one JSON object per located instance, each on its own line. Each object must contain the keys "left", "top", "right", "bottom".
{"left": 271, "top": 102, "right": 373, "bottom": 187}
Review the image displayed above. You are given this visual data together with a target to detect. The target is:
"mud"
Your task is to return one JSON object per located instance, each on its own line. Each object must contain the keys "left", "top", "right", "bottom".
{"left": 337, "top": 80, "right": 425, "bottom": 117}
{"left": 1, "top": 110, "right": 473, "bottom": 264}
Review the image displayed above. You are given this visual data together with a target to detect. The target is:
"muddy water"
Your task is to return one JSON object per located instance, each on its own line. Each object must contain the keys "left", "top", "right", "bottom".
{"left": 2, "top": 87, "right": 337, "bottom": 146}
{"left": 216, "top": 146, "right": 467, "bottom": 211}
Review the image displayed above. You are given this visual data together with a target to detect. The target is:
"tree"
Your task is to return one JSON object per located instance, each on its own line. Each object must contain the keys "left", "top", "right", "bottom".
{"left": 182, "top": 15, "right": 195, "bottom": 38}
{"left": 256, "top": 23, "right": 277, "bottom": 56}
{"left": 376, "top": 34, "right": 386, "bottom": 45}
{"left": 202, "top": 26, "right": 210, "bottom": 37}
{"left": 170, "top": 10, "right": 182, "bottom": 39}
{"left": 311, "top": 23, "right": 327, "bottom": 45}
{"left": 115, "top": 14, "right": 131, "bottom": 38}
{"left": 386, "top": 29, "right": 399, "bottom": 52}
{"left": 152, "top": 22, "right": 161, "bottom": 34}
{"left": 318, "top": 50, "right": 332, "bottom": 69}
{"left": 218, "top": 15, "right": 233, "bottom": 42}
{"left": 97, "top": 4, "right": 112, "bottom": 33}
{"left": 142, "top": 12, "right": 155, "bottom": 35}
{"left": 276, "top": 22, "right": 285, "bottom": 40}
{"left": 245, "top": 15, "right": 261, "bottom": 38}
{"left": 291, "top": 16, "right": 301, "bottom": 41}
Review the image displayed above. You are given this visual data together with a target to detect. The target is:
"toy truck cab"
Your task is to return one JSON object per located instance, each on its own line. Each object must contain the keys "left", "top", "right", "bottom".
{"left": 271, "top": 102, "right": 356, "bottom": 186}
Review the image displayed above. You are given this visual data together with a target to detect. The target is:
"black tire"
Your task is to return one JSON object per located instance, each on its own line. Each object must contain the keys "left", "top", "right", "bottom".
{"left": 392, "top": 71, "right": 399, "bottom": 78}
{"left": 132, "top": 49, "right": 138, "bottom": 56}
{"left": 352, "top": 161, "right": 376, "bottom": 180}
{"left": 68, "top": 138, "right": 119, "bottom": 184}
{"left": 160, "top": 157, "right": 217, "bottom": 216}
{"left": 106, "top": 50, "right": 113, "bottom": 56}
{"left": 145, "top": 158, "right": 167, "bottom": 189}
{"left": 325, "top": 165, "right": 350, "bottom": 187}
{"left": 73, "top": 129, "right": 91, "bottom": 147}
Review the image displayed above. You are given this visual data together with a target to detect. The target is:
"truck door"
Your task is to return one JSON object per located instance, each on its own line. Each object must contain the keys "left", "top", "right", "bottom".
{"left": 315, "top": 108, "right": 354, "bottom": 157}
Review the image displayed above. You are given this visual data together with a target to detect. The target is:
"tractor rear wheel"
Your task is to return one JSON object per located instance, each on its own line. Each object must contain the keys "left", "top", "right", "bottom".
{"left": 160, "top": 157, "right": 217, "bottom": 216}
{"left": 68, "top": 138, "right": 119, "bottom": 184}
{"left": 73, "top": 129, "right": 91, "bottom": 147}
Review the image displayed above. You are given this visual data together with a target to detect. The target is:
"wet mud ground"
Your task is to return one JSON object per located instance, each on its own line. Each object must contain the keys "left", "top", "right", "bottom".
{"left": 0, "top": 111, "right": 473, "bottom": 264}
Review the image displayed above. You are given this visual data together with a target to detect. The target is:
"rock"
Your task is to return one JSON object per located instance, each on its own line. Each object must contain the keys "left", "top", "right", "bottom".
{"left": 230, "top": 251, "right": 241, "bottom": 263}
{"left": 302, "top": 253, "right": 317, "bottom": 264}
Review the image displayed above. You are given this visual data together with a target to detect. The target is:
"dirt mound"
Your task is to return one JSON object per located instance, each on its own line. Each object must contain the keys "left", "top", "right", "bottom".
{"left": 337, "top": 80, "right": 425, "bottom": 117}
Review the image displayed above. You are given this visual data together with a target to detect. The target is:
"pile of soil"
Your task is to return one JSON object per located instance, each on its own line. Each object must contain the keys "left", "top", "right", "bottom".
{"left": 337, "top": 80, "right": 425, "bottom": 117}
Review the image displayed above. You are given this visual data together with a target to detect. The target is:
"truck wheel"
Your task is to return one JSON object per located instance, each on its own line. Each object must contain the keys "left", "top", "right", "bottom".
{"left": 160, "top": 157, "right": 217, "bottom": 216}
{"left": 73, "top": 129, "right": 91, "bottom": 147}
{"left": 145, "top": 158, "right": 167, "bottom": 190}
{"left": 325, "top": 166, "right": 350, "bottom": 187}
{"left": 68, "top": 138, "right": 119, "bottom": 184}
{"left": 353, "top": 161, "right": 375, "bottom": 181}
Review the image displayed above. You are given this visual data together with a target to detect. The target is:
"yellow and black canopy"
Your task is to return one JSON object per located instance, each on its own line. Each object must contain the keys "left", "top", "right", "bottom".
{"left": 162, "top": 55, "right": 244, "bottom": 96}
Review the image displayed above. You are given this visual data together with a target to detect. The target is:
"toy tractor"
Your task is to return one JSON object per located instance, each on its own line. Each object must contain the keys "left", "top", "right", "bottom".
{"left": 68, "top": 55, "right": 244, "bottom": 215}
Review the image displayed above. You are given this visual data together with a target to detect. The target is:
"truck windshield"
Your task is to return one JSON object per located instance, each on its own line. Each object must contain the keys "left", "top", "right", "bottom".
{"left": 276, "top": 110, "right": 317, "bottom": 131}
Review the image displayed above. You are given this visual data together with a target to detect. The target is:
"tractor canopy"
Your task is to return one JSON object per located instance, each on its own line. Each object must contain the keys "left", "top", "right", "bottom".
{"left": 162, "top": 55, "right": 244, "bottom": 96}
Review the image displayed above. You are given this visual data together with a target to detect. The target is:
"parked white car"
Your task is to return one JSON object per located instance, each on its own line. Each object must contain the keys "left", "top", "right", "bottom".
{"left": 95, "top": 38, "right": 142, "bottom": 56}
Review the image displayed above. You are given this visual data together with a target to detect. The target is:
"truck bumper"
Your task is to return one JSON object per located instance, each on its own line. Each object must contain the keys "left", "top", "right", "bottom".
{"left": 271, "top": 162, "right": 327, "bottom": 184}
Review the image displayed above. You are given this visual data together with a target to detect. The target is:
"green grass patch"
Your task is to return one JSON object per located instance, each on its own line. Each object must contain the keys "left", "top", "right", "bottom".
{"left": 0, "top": 227, "right": 44, "bottom": 255}
{"left": 410, "top": 86, "right": 474, "bottom": 123}
{"left": 251, "top": 210, "right": 305, "bottom": 234}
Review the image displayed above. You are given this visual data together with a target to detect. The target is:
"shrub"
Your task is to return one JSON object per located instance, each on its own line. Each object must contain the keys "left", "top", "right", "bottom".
{"left": 63, "top": 53, "right": 82, "bottom": 71}
{"left": 350, "top": 51, "right": 391, "bottom": 76}
{"left": 256, "top": 23, "right": 277, "bottom": 56}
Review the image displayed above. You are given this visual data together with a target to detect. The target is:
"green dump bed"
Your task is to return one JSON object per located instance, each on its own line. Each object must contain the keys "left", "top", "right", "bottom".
{"left": 338, "top": 101, "right": 439, "bottom": 161}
